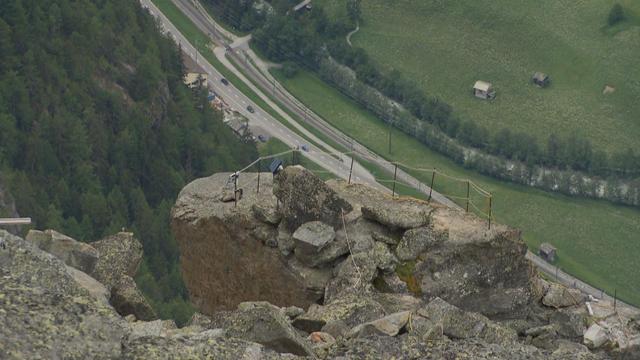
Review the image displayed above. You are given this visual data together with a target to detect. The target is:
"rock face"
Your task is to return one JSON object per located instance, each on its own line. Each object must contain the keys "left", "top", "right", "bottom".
{"left": 171, "top": 172, "right": 320, "bottom": 314}
{"left": 166, "top": 166, "right": 639, "bottom": 359}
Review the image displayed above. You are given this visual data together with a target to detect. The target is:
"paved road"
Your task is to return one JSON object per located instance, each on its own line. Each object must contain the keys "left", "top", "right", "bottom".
{"left": 140, "top": 0, "right": 378, "bottom": 189}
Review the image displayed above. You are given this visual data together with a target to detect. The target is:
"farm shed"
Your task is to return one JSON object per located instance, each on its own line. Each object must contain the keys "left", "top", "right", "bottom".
{"left": 539, "top": 243, "right": 557, "bottom": 262}
{"left": 473, "top": 81, "right": 495, "bottom": 100}
{"left": 532, "top": 72, "right": 550, "bottom": 87}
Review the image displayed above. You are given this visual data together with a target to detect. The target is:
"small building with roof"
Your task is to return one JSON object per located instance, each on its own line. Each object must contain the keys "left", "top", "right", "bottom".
{"left": 539, "top": 242, "right": 557, "bottom": 262}
{"left": 531, "top": 72, "right": 550, "bottom": 88}
{"left": 473, "top": 81, "right": 496, "bottom": 100}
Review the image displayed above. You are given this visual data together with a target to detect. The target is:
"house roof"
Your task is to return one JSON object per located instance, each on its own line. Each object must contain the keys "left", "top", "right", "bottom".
{"left": 474, "top": 80, "right": 492, "bottom": 92}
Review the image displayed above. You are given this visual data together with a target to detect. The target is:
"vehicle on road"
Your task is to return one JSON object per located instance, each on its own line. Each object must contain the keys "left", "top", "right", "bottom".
{"left": 220, "top": 78, "right": 229, "bottom": 85}
{"left": 300, "top": 144, "right": 309, "bottom": 152}
{"left": 247, "top": 105, "right": 255, "bottom": 113}
{"left": 257, "top": 135, "right": 267, "bottom": 142}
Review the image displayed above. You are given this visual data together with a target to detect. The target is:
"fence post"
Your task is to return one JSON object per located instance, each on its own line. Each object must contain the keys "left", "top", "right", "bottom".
{"left": 234, "top": 174, "right": 238, "bottom": 208}
{"left": 466, "top": 180, "right": 470, "bottom": 213}
{"left": 348, "top": 156, "right": 354, "bottom": 184}
{"left": 392, "top": 163, "right": 398, "bottom": 198}
{"left": 555, "top": 265, "right": 558, "bottom": 280}
{"left": 428, "top": 169, "right": 436, "bottom": 201}
{"left": 488, "top": 194, "right": 493, "bottom": 229}
{"left": 256, "top": 158, "right": 261, "bottom": 194}
{"left": 614, "top": 289, "right": 617, "bottom": 311}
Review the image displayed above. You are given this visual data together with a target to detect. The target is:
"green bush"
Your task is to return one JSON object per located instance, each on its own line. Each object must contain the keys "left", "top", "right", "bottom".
{"left": 608, "top": 4, "right": 625, "bottom": 26}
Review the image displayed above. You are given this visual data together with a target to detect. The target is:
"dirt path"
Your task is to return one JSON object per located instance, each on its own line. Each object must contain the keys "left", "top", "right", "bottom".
{"left": 346, "top": 22, "right": 360, "bottom": 47}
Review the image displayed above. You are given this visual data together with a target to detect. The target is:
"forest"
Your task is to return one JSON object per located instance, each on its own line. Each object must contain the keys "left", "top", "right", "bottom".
{"left": 0, "top": 0, "right": 257, "bottom": 324}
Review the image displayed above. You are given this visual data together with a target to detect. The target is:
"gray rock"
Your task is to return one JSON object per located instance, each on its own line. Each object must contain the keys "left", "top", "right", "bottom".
{"left": 273, "top": 166, "right": 352, "bottom": 232}
{"left": 277, "top": 222, "right": 296, "bottom": 257}
{"left": 417, "top": 298, "right": 517, "bottom": 345}
{"left": 252, "top": 203, "right": 282, "bottom": 225}
{"left": 288, "top": 258, "right": 332, "bottom": 301}
{"left": 551, "top": 340, "right": 601, "bottom": 360}
{"left": 322, "top": 320, "right": 349, "bottom": 339}
{"left": 209, "top": 303, "right": 314, "bottom": 356}
{"left": 361, "top": 199, "right": 432, "bottom": 230}
{"left": 542, "top": 283, "right": 586, "bottom": 309}
{"left": 91, "top": 232, "right": 143, "bottom": 290}
{"left": 324, "top": 252, "right": 378, "bottom": 303}
{"left": 283, "top": 306, "right": 305, "bottom": 319}
{"left": 583, "top": 323, "right": 608, "bottom": 349}
{"left": 348, "top": 311, "right": 411, "bottom": 338}
{"left": 292, "top": 221, "right": 344, "bottom": 267}
{"left": 293, "top": 295, "right": 386, "bottom": 333}
{"left": 307, "top": 331, "right": 336, "bottom": 358}
{"left": 372, "top": 232, "right": 400, "bottom": 245}
{"left": 111, "top": 275, "right": 157, "bottom": 321}
{"left": 65, "top": 265, "right": 110, "bottom": 306}
{"left": 370, "top": 242, "right": 398, "bottom": 273}
{"left": 526, "top": 325, "right": 558, "bottom": 350}
{"left": 396, "top": 226, "right": 445, "bottom": 261}
{"left": 26, "top": 229, "right": 99, "bottom": 274}
{"left": 550, "top": 309, "right": 586, "bottom": 338}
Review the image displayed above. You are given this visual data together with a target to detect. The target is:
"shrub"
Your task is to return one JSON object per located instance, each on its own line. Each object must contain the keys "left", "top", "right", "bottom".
{"left": 608, "top": 4, "right": 625, "bottom": 26}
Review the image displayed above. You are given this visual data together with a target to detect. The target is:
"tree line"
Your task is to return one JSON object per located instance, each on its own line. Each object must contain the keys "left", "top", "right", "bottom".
{"left": 0, "top": 0, "right": 258, "bottom": 325}
{"left": 207, "top": 0, "right": 640, "bottom": 181}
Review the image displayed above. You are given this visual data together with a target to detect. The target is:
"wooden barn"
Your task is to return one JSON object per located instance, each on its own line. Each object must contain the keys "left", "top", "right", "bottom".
{"left": 473, "top": 81, "right": 496, "bottom": 100}
{"left": 532, "top": 72, "right": 550, "bottom": 87}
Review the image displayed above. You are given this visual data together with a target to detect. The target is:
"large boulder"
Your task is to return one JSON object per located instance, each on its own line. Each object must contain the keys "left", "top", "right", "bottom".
{"left": 292, "top": 294, "right": 386, "bottom": 333}
{"left": 26, "top": 229, "right": 98, "bottom": 274}
{"left": 410, "top": 206, "right": 535, "bottom": 318}
{"left": 111, "top": 275, "right": 157, "bottom": 321}
{"left": 273, "top": 166, "right": 352, "bottom": 232}
{"left": 542, "top": 283, "right": 586, "bottom": 308}
{"left": 0, "top": 230, "right": 127, "bottom": 359}
{"left": 292, "top": 221, "right": 346, "bottom": 267}
{"left": 417, "top": 297, "right": 518, "bottom": 345}
{"left": 395, "top": 226, "right": 445, "bottom": 261}
{"left": 207, "top": 302, "right": 314, "bottom": 356}
{"left": 171, "top": 172, "right": 320, "bottom": 314}
{"left": 583, "top": 324, "right": 608, "bottom": 349}
{"left": 347, "top": 311, "right": 412, "bottom": 338}
{"left": 361, "top": 198, "right": 432, "bottom": 230}
{"left": 91, "top": 232, "right": 143, "bottom": 289}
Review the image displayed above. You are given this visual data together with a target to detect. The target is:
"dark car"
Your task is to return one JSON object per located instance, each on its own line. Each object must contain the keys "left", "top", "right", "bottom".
{"left": 257, "top": 134, "right": 267, "bottom": 142}
{"left": 300, "top": 144, "right": 309, "bottom": 152}
{"left": 246, "top": 105, "right": 255, "bottom": 113}
{"left": 220, "top": 78, "right": 229, "bottom": 85}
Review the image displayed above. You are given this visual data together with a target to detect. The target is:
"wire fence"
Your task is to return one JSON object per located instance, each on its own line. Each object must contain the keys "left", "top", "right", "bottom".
{"left": 224, "top": 147, "right": 495, "bottom": 228}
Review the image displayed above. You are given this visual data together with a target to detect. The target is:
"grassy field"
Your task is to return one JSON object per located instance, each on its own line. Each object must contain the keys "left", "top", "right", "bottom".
{"left": 272, "top": 68, "right": 640, "bottom": 306}
{"left": 318, "top": 0, "right": 640, "bottom": 154}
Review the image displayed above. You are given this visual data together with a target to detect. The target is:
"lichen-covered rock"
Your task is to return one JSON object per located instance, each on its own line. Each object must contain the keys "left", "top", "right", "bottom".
{"left": 395, "top": 226, "right": 445, "bottom": 261}
{"left": 361, "top": 198, "right": 432, "bottom": 230}
{"left": 542, "top": 283, "right": 586, "bottom": 308}
{"left": 91, "top": 232, "right": 143, "bottom": 289}
{"left": 252, "top": 203, "right": 282, "bottom": 225}
{"left": 111, "top": 275, "right": 157, "bottom": 321}
{"left": 122, "top": 331, "right": 297, "bottom": 359}
{"left": 0, "top": 230, "right": 127, "bottom": 359}
{"left": 273, "top": 166, "right": 352, "bottom": 232}
{"left": 417, "top": 297, "right": 518, "bottom": 345}
{"left": 292, "top": 221, "right": 345, "bottom": 267}
{"left": 26, "top": 229, "right": 99, "bottom": 274}
{"left": 583, "top": 324, "right": 608, "bottom": 349}
{"left": 348, "top": 311, "right": 411, "bottom": 338}
{"left": 206, "top": 302, "right": 314, "bottom": 356}
{"left": 292, "top": 294, "right": 385, "bottom": 333}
